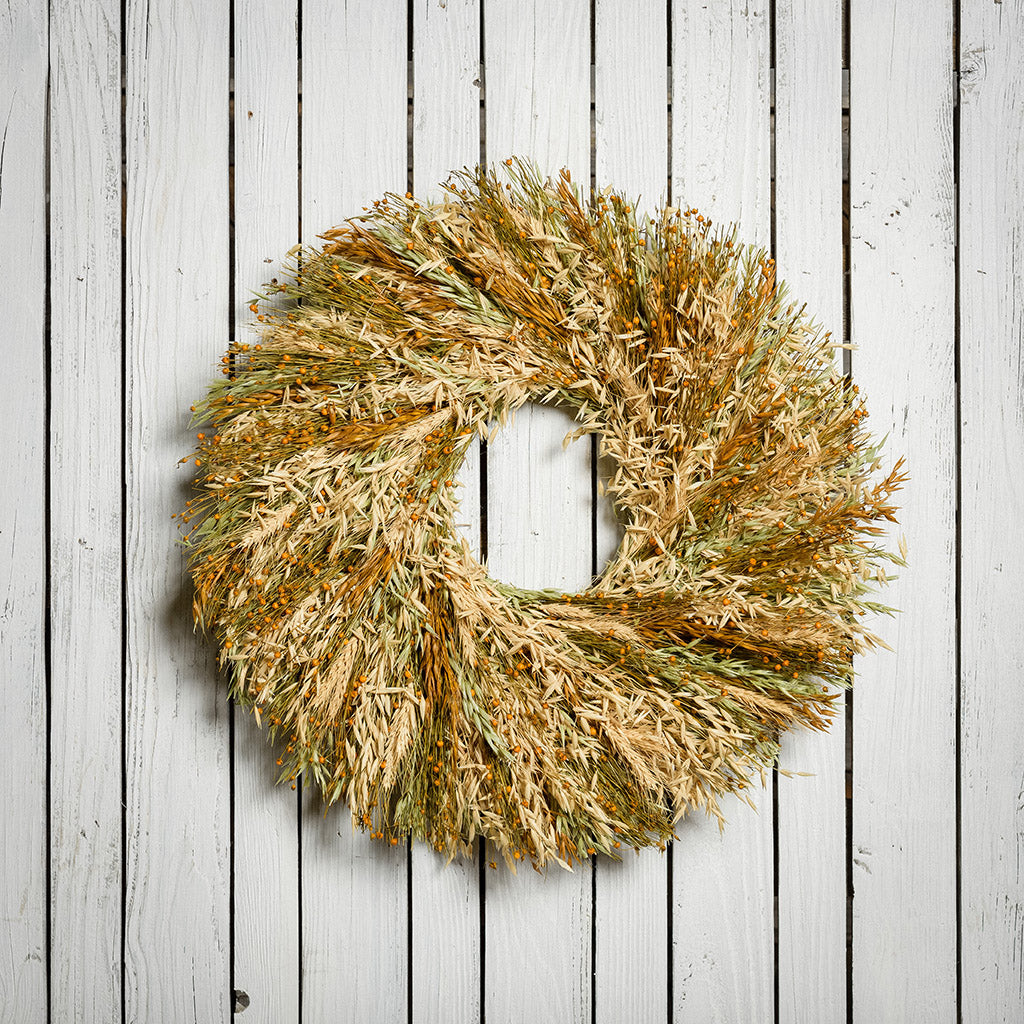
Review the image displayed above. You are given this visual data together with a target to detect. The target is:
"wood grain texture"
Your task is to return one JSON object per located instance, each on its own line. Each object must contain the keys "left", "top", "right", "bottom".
{"left": 413, "top": 0, "right": 480, "bottom": 193}
{"left": 593, "top": 2, "right": 669, "bottom": 1021}
{"left": 7, "top": 7, "right": 1024, "bottom": 1019}
{"left": 483, "top": 2, "right": 593, "bottom": 1021}
{"left": 410, "top": 3, "right": 482, "bottom": 1022}
{"left": 595, "top": 0, "right": 669, "bottom": 214}
{"left": 773, "top": 3, "right": 846, "bottom": 1021}
{"left": 483, "top": 407, "right": 594, "bottom": 1020}
{"left": 670, "top": 3, "right": 774, "bottom": 1020}
{"left": 413, "top": 0, "right": 484, "bottom": 571}
{"left": 959, "top": 2, "right": 1024, "bottom": 1020}
{"left": 299, "top": 3, "right": 409, "bottom": 1019}
{"left": 48, "top": 0, "right": 123, "bottom": 1019}
{"left": 232, "top": 3, "right": 301, "bottom": 1021}
{"left": 849, "top": 3, "right": 957, "bottom": 1021}
{"left": 123, "top": 1, "right": 231, "bottom": 1019}
{"left": 0, "top": 2, "right": 48, "bottom": 1020}
{"left": 671, "top": 1, "right": 771, "bottom": 236}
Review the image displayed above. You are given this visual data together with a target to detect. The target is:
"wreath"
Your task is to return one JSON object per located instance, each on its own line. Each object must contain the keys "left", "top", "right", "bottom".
{"left": 180, "top": 160, "right": 905, "bottom": 870}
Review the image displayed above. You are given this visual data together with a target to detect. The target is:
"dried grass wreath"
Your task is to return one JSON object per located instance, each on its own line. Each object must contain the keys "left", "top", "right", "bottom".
{"left": 180, "top": 160, "right": 906, "bottom": 870}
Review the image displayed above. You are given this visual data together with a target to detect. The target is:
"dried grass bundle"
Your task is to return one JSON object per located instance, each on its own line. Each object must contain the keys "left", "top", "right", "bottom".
{"left": 179, "top": 160, "right": 906, "bottom": 870}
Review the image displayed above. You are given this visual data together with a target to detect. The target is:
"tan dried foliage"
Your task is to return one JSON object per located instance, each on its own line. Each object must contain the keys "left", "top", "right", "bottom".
{"left": 180, "top": 160, "right": 906, "bottom": 871}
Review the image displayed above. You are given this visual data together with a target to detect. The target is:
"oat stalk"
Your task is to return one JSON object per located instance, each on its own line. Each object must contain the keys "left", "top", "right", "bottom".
{"left": 178, "top": 159, "right": 906, "bottom": 871}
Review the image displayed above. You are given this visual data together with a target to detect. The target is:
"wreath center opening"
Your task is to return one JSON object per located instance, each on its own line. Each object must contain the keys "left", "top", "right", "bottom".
{"left": 476, "top": 403, "right": 623, "bottom": 593}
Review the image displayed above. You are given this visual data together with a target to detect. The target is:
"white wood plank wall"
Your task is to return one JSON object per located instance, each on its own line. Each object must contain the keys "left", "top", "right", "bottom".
{"left": 300, "top": 4, "right": 409, "bottom": 1021}
{"left": 483, "top": 6, "right": 593, "bottom": 1022}
{"left": 850, "top": 4, "right": 957, "bottom": 1022}
{"left": 593, "top": 4, "right": 669, "bottom": 1021}
{"left": 670, "top": 5, "right": 774, "bottom": 1020}
{"left": 123, "top": 1, "right": 231, "bottom": 1020}
{"left": 774, "top": 3, "right": 845, "bottom": 1021}
{"left": 49, "top": 0, "right": 122, "bottom": 1019}
{"left": 232, "top": 1, "right": 300, "bottom": 1019}
{"left": 410, "top": 4, "right": 482, "bottom": 1021}
{"left": 958, "top": 2, "right": 1024, "bottom": 1021}
{"left": 1, "top": 1, "right": 1022, "bottom": 1021}
{"left": 1, "top": 2, "right": 48, "bottom": 1020}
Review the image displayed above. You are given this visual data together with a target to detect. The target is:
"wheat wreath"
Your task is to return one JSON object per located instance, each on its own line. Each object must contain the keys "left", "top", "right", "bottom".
{"left": 179, "top": 160, "right": 905, "bottom": 871}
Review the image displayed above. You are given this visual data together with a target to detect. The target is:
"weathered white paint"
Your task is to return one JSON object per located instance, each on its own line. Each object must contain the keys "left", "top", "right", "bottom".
{"left": 670, "top": 3, "right": 775, "bottom": 1021}
{"left": 483, "top": 2, "right": 593, "bottom": 1022}
{"left": 299, "top": 3, "right": 409, "bottom": 1021}
{"left": 774, "top": 3, "right": 846, "bottom": 1022}
{"left": 6, "top": 4, "right": 1024, "bottom": 1019}
{"left": 410, "top": 3, "right": 483, "bottom": 1022}
{"left": 593, "top": 2, "right": 670, "bottom": 1021}
{"left": 0, "top": 2, "right": 48, "bottom": 1021}
{"left": 959, "top": 3, "right": 1024, "bottom": 1021}
{"left": 123, "top": 0, "right": 232, "bottom": 1019}
{"left": 850, "top": 2, "right": 957, "bottom": 1021}
{"left": 48, "top": 0, "right": 123, "bottom": 1019}
{"left": 232, "top": 3, "right": 301, "bottom": 1021}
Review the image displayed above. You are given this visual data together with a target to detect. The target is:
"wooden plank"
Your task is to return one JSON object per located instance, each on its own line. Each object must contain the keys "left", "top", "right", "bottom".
{"left": 849, "top": 3, "right": 957, "bottom": 1021}
{"left": 409, "top": 3, "right": 482, "bottom": 1022}
{"left": 669, "top": 3, "right": 774, "bottom": 1019}
{"left": 0, "top": 2, "right": 48, "bottom": 1020}
{"left": 595, "top": 0, "right": 668, "bottom": 215}
{"left": 671, "top": 2, "right": 771, "bottom": 235}
{"left": 299, "top": 3, "right": 409, "bottom": 1019}
{"left": 773, "top": 3, "right": 846, "bottom": 1022}
{"left": 411, "top": 0, "right": 482, "bottom": 567}
{"left": 482, "top": 2, "right": 593, "bottom": 1021}
{"left": 123, "top": 1, "right": 232, "bottom": 1019}
{"left": 48, "top": 0, "right": 123, "bottom": 1019}
{"left": 958, "top": 4, "right": 1024, "bottom": 1020}
{"left": 413, "top": 0, "right": 480, "bottom": 192}
{"left": 592, "top": 2, "right": 669, "bottom": 1021}
{"left": 232, "top": 3, "right": 301, "bottom": 1022}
